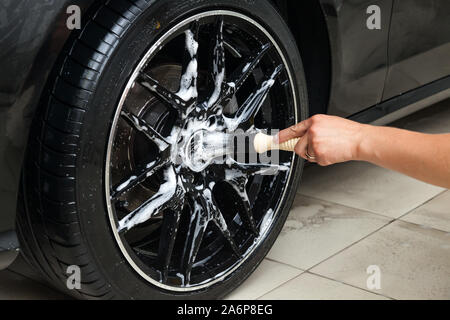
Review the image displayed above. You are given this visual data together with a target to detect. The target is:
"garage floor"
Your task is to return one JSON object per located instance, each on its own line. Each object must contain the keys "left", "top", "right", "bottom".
{"left": 1, "top": 99, "right": 449, "bottom": 300}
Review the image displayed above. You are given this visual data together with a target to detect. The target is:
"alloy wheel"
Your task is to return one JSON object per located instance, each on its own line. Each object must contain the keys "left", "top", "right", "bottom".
{"left": 105, "top": 11, "right": 298, "bottom": 291}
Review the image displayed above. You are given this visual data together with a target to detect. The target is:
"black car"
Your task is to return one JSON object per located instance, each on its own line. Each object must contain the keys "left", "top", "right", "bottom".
{"left": 0, "top": 0, "right": 449, "bottom": 299}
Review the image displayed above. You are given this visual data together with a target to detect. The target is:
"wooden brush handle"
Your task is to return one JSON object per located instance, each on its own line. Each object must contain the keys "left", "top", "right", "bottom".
{"left": 253, "top": 132, "right": 300, "bottom": 153}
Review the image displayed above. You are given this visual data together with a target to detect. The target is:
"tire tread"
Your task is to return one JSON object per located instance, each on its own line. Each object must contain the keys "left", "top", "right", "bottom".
{"left": 17, "top": 0, "right": 151, "bottom": 300}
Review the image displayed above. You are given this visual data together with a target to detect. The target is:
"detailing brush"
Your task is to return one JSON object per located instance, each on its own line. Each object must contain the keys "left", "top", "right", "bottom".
{"left": 253, "top": 132, "right": 299, "bottom": 154}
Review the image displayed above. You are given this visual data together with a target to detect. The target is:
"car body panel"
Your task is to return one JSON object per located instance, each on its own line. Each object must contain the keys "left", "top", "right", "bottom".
{"left": 320, "top": 0, "right": 393, "bottom": 117}
{"left": 350, "top": 74, "right": 450, "bottom": 124}
{"left": 383, "top": 0, "right": 450, "bottom": 99}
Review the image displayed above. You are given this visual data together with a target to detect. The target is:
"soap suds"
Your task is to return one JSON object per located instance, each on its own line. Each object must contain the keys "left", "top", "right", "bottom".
{"left": 122, "top": 111, "right": 169, "bottom": 152}
{"left": 146, "top": 160, "right": 157, "bottom": 169}
{"left": 185, "top": 29, "right": 199, "bottom": 58}
{"left": 207, "top": 32, "right": 225, "bottom": 108}
{"left": 118, "top": 166, "right": 179, "bottom": 232}
{"left": 207, "top": 68, "right": 224, "bottom": 108}
{"left": 259, "top": 208, "right": 274, "bottom": 234}
{"left": 116, "top": 175, "right": 137, "bottom": 192}
{"left": 223, "top": 66, "right": 281, "bottom": 131}
{"left": 176, "top": 29, "right": 199, "bottom": 102}
{"left": 177, "top": 59, "right": 198, "bottom": 101}
{"left": 242, "top": 62, "right": 251, "bottom": 73}
{"left": 176, "top": 273, "right": 185, "bottom": 286}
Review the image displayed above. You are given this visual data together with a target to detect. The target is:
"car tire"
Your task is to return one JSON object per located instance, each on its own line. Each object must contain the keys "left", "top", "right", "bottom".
{"left": 16, "top": 0, "right": 308, "bottom": 299}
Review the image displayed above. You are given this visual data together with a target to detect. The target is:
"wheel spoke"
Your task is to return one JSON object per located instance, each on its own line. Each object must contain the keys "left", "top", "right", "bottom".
{"left": 111, "top": 157, "right": 170, "bottom": 200}
{"left": 202, "top": 187, "right": 241, "bottom": 258}
{"left": 206, "top": 16, "right": 226, "bottom": 109}
{"left": 223, "top": 43, "right": 272, "bottom": 102}
{"left": 118, "top": 167, "right": 183, "bottom": 233}
{"left": 138, "top": 72, "right": 188, "bottom": 109}
{"left": 181, "top": 198, "right": 208, "bottom": 285}
{"left": 227, "top": 158, "right": 289, "bottom": 176}
{"left": 157, "top": 208, "right": 182, "bottom": 283}
{"left": 225, "top": 175, "right": 258, "bottom": 235}
{"left": 223, "top": 64, "right": 283, "bottom": 131}
{"left": 133, "top": 247, "right": 158, "bottom": 259}
{"left": 212, "top": 212, "right": 241, "bottom": 258}
{"left": 120, "top": 110, "right": 170, "bottom": 151}
{"left": 176, "top": 21, "right": 200, "bottom": 104}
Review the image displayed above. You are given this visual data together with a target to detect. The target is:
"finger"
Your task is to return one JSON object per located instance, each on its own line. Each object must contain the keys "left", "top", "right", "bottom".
{"left": 277, "top": 118, "right": 312, "bottom": 144}
{"left": 294, "top": 132, "right": 309, "bottom": 159}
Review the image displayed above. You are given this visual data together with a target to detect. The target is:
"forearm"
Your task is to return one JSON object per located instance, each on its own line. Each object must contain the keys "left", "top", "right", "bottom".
{"left": 279, "top": 115, "right": 450, "bottom": 188}
{"left": 358, "top": 125, "right": 450, "bottom": 188}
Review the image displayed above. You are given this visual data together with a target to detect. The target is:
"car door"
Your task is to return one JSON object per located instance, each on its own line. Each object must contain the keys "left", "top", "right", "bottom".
{"left": 321, "top": 0, "right": 393, "bottom": 117}
{"left": 382, "top": 0, "right": 450, "bottom": 100}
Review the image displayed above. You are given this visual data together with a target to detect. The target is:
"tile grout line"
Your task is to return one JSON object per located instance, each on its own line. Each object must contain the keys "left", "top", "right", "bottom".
{"left": 254, "top": 270, "right": 306, "bottom": 300}
{"left": 305, "top": 270, "right": 396, "bottom": 300}
{"left": 296, "top": 191, "right": 449, "bottom": 234}
{"left": 297, "top": 185, "right": 447, "bottom": 220}
{"left": 392, "top": 217, "right": 450, "bottom": 234}
{"left": 247, "top": 260, "right": 305, "bottom": 300}
{"left": 255, "top": 220, "right": 395, "bottom": 299}
{"left": 396, "top": 189, "right": 448, "bottom": 220}
{"left": 229, "top": 260, "right": 305, "bottom": 300}
{"left": 304, "top": 220, "right": 395, "bottom": 272}
{"left": 264, "top": 257, "right": 305, "bottom": 272}
{"left": 255, "top": 269, "right": 394, "bottom": 300}
{"left": 393, "top": 189, "right": 450, "bottom": 233}
{"left": 295, "top": 193, "right": 401, "bottom": 220}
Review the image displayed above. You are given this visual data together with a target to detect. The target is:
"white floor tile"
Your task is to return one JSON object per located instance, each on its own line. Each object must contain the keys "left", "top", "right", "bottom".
{"left": 311, "top": 221, "right": 450, "bottom": 299}
{"left": 401, "top": 191, "right": 450, "bottom": 232}
{"left": 267, "top": 195, "right": 390, "bottom": 269}
{"left": 226, "top": 259, "right": 303, "bottom": 300}
{"left": 299, "top": 162, "right": 444, "bottom": 218}
{"left": 259, "top": 272, "right": 389, "bottom": 300}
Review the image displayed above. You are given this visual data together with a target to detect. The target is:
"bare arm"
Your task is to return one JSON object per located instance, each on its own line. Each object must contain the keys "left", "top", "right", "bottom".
{"left": 277, "top": 114, "right": 450, "bottom": 189}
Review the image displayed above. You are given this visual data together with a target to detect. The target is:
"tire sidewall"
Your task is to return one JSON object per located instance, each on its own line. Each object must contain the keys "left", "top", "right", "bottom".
{"left": 77, "top": 0, "right": 307, "bottom": 299}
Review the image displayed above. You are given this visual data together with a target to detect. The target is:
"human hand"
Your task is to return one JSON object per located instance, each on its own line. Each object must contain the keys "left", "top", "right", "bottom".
{"left": 277, "top": 114, "right": 366, "bottom": 166}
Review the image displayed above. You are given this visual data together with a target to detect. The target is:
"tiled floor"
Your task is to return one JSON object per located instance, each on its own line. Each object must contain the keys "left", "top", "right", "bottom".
{"left": 1, "top": 100, "right": 449, "bottom": 300}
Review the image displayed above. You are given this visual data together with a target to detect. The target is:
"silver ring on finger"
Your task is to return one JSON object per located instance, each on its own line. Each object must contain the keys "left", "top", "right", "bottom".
{"left": 305, "top": 148, "right": 316, "bottom": 161}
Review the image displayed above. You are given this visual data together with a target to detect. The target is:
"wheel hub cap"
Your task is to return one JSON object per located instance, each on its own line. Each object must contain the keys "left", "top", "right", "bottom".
{"left": 184, "top": 128, "right": 226, "bottom": 172}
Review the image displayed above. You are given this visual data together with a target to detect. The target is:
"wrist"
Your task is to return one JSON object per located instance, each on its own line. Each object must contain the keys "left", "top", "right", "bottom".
{"left": 354, "top": 123, "right": 374, "bottom": 161}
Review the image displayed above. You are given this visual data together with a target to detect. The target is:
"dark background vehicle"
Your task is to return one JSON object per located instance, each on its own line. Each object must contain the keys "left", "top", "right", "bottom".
{"left": 0, "top": 0, "right": 449, "bottom": 299}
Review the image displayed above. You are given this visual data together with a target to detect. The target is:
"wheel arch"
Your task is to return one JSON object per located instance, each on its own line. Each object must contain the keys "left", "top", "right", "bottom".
{"left": 271, "top": 0, "right": 332, "bottom": 116}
